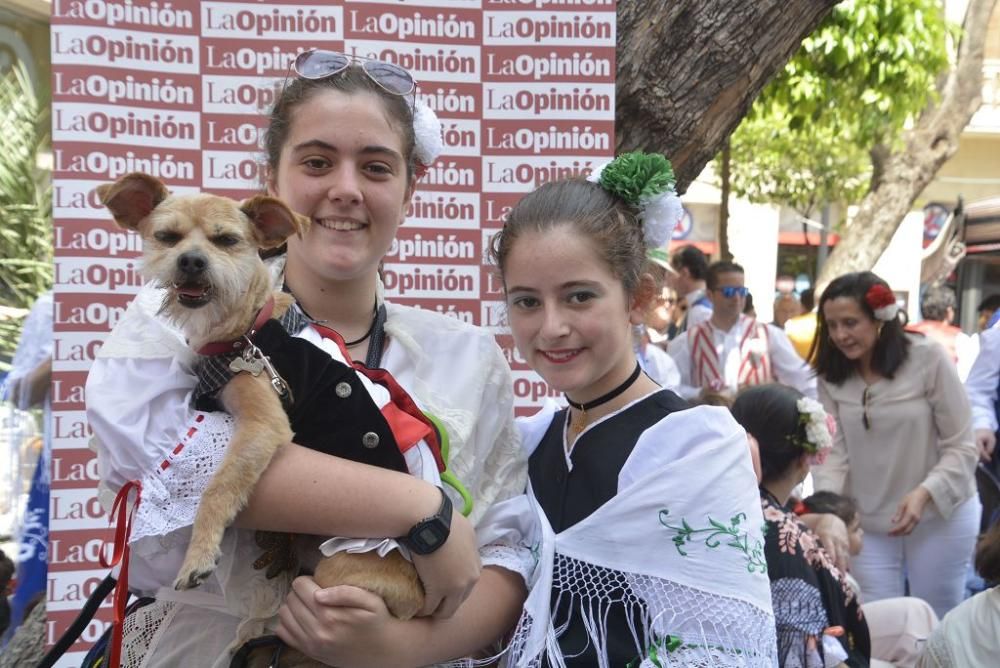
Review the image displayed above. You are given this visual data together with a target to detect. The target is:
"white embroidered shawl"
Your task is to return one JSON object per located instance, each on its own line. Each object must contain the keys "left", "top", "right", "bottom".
{"left": 503, "top": 402, "right": 778, "bottom": 667}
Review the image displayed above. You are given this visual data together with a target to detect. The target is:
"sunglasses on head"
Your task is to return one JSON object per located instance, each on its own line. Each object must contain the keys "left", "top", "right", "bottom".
{"left": 290, "top": 49, "right": 416, "bottom": 98}
{"left": 718, "top": 286, "right": 749, "bottom": 298}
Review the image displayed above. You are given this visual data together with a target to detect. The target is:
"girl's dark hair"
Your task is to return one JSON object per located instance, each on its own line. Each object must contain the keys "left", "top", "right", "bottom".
{"left": 0, "top": 549, "right": 13, "bottom": 587}
{"left": 812, "top": 272, "right": 910, "bottom": 385}
{"left": 800, "top": 491, "right": 859, "bottom": 526}
{"left": 975, "top": 521, "right": 1000, "bottom": 583}
{"left": 488, "top": 179, "right": 647, "bottom": 295}
{"left": 730, "top": 384, "right": 808, "bottom": 484}
{"left": 264, "top": 65, "right": 417, "bottom": 180}
{"left": 693, "top": 390, "right": 733, "bottom": 408}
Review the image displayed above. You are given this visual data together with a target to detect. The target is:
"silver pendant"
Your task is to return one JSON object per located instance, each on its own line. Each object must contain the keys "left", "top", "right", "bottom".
{"left": 229, "top": 353, "right": 264, "bottom": 376}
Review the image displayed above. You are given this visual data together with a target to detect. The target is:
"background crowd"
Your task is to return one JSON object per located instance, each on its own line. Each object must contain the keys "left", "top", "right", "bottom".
{"left": 641, "top": 243, "right": 1000, "bottom": 666}
{"left": 0, "top": 51, "right": 998, "bottom": 667}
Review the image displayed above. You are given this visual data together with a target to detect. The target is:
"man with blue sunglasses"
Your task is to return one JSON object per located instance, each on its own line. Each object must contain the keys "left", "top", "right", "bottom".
{"left": 668, "top": 261, "right": 816, "bottom": 401}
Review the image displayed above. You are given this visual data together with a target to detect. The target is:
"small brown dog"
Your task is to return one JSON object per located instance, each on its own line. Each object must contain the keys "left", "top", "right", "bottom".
{"left": 97, "top": 173, "right": 424, "bottom": 664}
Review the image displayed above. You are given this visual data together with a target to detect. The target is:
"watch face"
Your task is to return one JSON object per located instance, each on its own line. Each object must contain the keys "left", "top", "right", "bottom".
{"left": 411, "top": 520, "right": 449, "bottom": 554}
{"left": 417, "top": 526, "right": 441, "bottom": 544}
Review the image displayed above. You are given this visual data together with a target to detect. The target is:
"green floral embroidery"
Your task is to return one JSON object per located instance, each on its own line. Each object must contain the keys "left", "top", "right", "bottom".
{"left": 630, "top": 634, "right": 751, "bottom": 668}
{"left": 646, "top": 635, "right": 683, "bottom": 667}
{"left": 529, "top": 542, "right": 541, "bottom": 566}
{"left": 658, "top": 510, "right": 767, "bottom": 573}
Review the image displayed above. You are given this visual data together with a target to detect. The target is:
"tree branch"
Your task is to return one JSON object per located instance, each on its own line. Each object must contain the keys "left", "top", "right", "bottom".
{"left": 616, "top": 0, "right": 840, "bottom": 192}
{"left": 816, "top": 0, "right": 998, "bottom": 286}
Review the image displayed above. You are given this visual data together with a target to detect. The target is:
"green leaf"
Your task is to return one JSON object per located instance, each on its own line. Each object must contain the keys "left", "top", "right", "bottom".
{"left": 0, "top": 61, "right": 52, "bottom": 368}
{"left": 725, "top": 0, "right": 950, "bottom": 217}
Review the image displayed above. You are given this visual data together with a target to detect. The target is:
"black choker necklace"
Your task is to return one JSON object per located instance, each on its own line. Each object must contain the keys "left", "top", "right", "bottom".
{"left": 343, "top": 303, "right": 379, "bottom": 347}
{"left": 281, "top": 282, "right": 377, "bottom": 348}
{"left": 566, "top": 362, "right": 642, "bottom": 435}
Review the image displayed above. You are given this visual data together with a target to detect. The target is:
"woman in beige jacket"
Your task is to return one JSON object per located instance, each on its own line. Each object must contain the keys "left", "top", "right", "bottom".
{"left": 811, "top": 272, "right": 979, "bottom": 618}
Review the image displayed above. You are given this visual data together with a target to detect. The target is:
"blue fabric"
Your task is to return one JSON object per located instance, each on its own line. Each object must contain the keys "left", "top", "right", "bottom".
{"left": 8, "top": 448, "right": 49, "bottom": 633}
{"left": 694, "top": 295, "right": 712, "bottom": 308}
{"left": 80, "top": 626, "right": 110, "bottom": 668}
{"left": 988, "top": 310, "right": 1000, "bottom": 330}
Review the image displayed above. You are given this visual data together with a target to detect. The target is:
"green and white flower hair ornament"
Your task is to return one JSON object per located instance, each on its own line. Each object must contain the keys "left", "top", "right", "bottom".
{"left": 412, "top": 101, "right": 444, "bottom": 173}
{"left": 587, "top": 151, "right": 683, "bottom": 248}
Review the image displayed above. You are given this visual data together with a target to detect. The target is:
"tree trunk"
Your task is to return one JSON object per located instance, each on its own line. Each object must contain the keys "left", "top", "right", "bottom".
{"left": 718, "top": 140, "right": 732, "bottom": 261}
{"left": 816, "top": 0, "right": 999, "bottom": 286}
{"left": 616, "top": 0, "right": 840, "bottom": 193}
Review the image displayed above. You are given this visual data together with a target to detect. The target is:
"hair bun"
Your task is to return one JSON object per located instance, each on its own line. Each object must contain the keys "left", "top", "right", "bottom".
{"left": 587, "top": 151, "right": 683, "bottom": 248}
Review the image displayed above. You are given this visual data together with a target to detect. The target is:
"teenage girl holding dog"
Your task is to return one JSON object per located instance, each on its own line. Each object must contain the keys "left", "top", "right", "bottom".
{"left": 86, "top": 52, "right": 532, "bottom": 666}
{"left": 487, "top": 154, "right": 778, "bottom": 666}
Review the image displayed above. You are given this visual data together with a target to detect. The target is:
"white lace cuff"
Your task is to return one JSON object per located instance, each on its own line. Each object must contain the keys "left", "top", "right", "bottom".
{"left": 480, "top": 543, "right": 535, "bottom": 587}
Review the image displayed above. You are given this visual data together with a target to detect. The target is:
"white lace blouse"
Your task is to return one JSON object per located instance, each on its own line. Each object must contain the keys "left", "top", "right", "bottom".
{"left": 85, "top": 266, "right": 534, "bottom": 667}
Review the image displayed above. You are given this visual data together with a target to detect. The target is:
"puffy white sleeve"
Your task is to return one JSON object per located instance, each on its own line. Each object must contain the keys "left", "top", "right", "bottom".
{"left": 383, "top": 309, "right": 528, "bottom": 523}
{"left": 450, "top": 338, "right": 534, "bottom": 582}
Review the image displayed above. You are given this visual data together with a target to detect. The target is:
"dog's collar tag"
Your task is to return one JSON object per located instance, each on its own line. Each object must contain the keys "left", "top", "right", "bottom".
{"left": 227, "top": 337, "right": 293, "bottom": 403}
{"left": 229, "top": 345, "right": 265, "bottom": 376}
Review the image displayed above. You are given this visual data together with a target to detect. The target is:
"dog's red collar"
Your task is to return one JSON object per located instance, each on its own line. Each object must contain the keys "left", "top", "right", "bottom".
{"left": 196, "top": 294, "right": 275, "bottom": 356}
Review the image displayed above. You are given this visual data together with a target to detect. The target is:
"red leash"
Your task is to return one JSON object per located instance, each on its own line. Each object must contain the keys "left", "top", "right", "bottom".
{"left": 100, "top": 480, "right": 142, "bottom": 668}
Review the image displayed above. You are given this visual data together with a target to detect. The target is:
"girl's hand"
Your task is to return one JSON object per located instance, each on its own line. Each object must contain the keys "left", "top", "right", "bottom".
{"left": 799, "top": 513, "right": 850, "bottom": 572}
{"left": 277, "top": 576, "right": 413, "bottom": 668}
{"left": 889, "top": 486, "right": 931, "bottom": 536}
{"left": 411, "top": 508, "right": 481, "bottom": 618}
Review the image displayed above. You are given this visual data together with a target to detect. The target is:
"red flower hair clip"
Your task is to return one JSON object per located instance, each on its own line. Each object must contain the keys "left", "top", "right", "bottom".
{"left": 865, "top": 284, "right": 899, "bottom": 322}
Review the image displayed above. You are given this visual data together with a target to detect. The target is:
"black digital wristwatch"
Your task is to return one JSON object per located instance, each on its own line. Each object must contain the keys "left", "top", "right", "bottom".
{"left": 400, "top": 486, "right": 453, "bottom": 555}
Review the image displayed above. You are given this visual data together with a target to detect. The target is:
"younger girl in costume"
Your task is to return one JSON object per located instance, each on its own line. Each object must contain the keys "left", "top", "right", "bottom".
{"left": 731, "top": 384, "right": 871, "bottom": 667}
{"left": 796, "top": 491, "right": 940, "bottom": 668}
{"left": 490, "top": 153, "right": 777, "bottom": 666}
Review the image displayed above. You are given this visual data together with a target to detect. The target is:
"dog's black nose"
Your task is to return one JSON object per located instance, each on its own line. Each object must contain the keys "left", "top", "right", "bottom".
{"left": 178, "top": 251, "right": 208, "bottom": 275}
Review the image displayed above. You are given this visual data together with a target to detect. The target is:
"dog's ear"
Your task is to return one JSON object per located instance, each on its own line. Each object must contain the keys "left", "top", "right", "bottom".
{"left": 95, "top": 172, "right": 169, "bottom": 231}
{"left": 241, "top": 196, "right": 310, "bottom": 249}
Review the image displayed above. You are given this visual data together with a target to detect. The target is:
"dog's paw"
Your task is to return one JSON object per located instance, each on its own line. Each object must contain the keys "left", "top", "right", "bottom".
{"left": 174, "top": 551, "right": 221, "bottom": 590}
